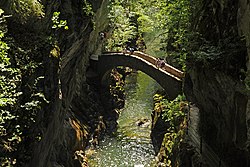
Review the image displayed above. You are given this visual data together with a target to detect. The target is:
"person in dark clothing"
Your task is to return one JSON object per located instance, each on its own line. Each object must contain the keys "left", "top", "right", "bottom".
{"left": 159, "top": 59, "right": 165, "bottom": 68}
{"left": 128, "top": 47, "right": 135, "bottom": 53}
{"left": 155, "top": 58, "right": 165, "bottom": 68}
{"left": 99, "top": 32, "right": 106, "bottom": 40}
{"left": 156, "top": 58, "right": 160, "bottom": 68}
{"left": 125, "top": 46, "right": 137, "bottom": 55}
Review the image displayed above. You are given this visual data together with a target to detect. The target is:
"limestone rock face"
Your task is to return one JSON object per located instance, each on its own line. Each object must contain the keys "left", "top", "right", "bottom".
{"left": 238, "top": 0, "right": 250, "bottom": 149}
{"left": 29, "top": 0, "right": 109, "bottom": 166}
{"left": 184, "top": 66, "right": 249, "bottom": 166}
{"left": 151, "top": 111, "right": 168, "bottom": 154}
{"left": 182, "top": 0, "right": 250, "bottom": 166}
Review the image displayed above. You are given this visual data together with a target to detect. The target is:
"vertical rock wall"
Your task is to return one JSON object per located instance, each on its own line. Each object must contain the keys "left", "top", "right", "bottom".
{"left": 29, "top": 0, "right": 109, "bottom": 166}
{"left": 238, "top": 0, "right": 250, "bottom": 148}
{"left": 184, "top": 0, "right": 250, "bottom": 166}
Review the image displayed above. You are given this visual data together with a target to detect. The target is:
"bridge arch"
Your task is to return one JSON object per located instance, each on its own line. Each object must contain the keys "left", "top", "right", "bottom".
{"left": 95, "top": 51, "right": 184, "bottom": 100}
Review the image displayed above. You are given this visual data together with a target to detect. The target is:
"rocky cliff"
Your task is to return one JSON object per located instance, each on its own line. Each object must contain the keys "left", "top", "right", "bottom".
{"left": 27, "top": 0, "right": 110, "bottom": 166}
{"left": 184, "top": 0, "right": 250, "bottom": 166}
{"left": 1, "top": 0, "right": 250, "bottom": 166}
{"left": 238, "top": 0, "right": 250, "bottom": 154}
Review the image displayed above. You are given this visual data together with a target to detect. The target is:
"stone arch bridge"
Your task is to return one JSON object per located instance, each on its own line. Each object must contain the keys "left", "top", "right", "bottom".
{"left": 91, "top": 51, "right": 184, "bottom": 100}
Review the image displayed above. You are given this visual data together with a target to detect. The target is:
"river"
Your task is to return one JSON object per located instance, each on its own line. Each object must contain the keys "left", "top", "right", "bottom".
{"left": 88, "top": 71, "right": 162, "bottom": 167}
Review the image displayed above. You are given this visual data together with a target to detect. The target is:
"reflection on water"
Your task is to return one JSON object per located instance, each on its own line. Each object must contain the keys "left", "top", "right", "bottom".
{"left": 88, "top": 71, "right": 162, "bottom": 167}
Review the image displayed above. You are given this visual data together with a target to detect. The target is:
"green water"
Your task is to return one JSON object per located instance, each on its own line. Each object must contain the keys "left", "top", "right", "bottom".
{"left": 88, "top": 71, "right": 162, "bottom": 167}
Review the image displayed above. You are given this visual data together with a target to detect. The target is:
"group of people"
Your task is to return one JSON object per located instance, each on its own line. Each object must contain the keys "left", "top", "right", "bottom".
{"left": 122, "top": 47, "right": 166, "bottom": 69}
{"left": 99, "top": 31, "right": 167, "bottom": 69}
{"left": 122, "top": 46, "right": 137, "bottom": 55}
{"left": 155, "top": 58, "right": 166, "bottom": 68}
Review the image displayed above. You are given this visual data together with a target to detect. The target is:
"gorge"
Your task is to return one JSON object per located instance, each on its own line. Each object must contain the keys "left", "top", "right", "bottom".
{"left": 0, "top": 0, "right": 250, "bottom": 167}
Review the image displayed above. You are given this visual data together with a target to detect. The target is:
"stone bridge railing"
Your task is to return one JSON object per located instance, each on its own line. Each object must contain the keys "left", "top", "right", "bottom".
{"left": 129, "top": 51, "right": 184, "bottom": 79}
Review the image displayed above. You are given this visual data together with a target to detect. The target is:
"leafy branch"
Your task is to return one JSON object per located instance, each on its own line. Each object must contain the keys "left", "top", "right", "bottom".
{"left": 51, "top": 12, "right": 68, "bottom": 30}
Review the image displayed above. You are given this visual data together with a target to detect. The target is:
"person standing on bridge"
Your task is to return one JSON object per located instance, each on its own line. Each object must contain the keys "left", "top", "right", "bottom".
{"left": 159, "top": 59, "right": 165, "bottom": 68}
{"left": 128, "top": 47, "right": 135, "bottom": 54}
{"left": 155, "top": 58, "right": 165, "bottom": 68}
{"left": 155, "top": 58, "right": 160, "bottom": 68}
{"left": 124, "top": 46, "right": 136, "bottom": 55}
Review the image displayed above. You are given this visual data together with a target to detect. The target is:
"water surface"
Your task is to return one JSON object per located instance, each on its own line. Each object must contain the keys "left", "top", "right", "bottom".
{"left": 88, "top": 71, "right": 162, "bottom": 167}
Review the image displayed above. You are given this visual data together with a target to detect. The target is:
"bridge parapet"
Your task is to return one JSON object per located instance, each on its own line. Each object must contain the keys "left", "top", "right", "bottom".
{"left": 102, "top": 51, "right": 184, "bottom": 80}
{"left": 133, "top": 51, "right": 184, "bottom": 79}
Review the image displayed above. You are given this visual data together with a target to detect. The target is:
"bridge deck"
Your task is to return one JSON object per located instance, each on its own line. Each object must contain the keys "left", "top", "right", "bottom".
{"left": 102, "top": 51, "right": 185, "bottom": 80}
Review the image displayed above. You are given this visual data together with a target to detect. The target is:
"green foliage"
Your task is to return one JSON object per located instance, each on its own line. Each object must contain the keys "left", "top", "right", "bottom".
{"left": 50, "top": 12, "right": 67, "bottom": 59}
{"left": 82, "top": 0, "right": 94, "bottom": 16}
{"left": 152, "top": 0, "right": 191, "bottom": 70}
{"left": 106, "top": 2, "right": 137, "bottom": 51}
{"left": 0, "top": 9, "right": 22, "bottom": 166}
{"left": 162, "top": 102, "right": 185, "bottom": 127}
{"left": 0, "top": 13, "right": 20, "bottom": 108}
{"left": 0, "top": 0, "right": 44, "bottom": 23}
{"left": 0, "top": 8, "right": 51, "bottom": 165}
{"left": 153, "top": 94, "right": 187, "bottom": 166}
{"left": 107, "top": 0, "right": 191, "bottom": 70}
{"left": 187, "top": 35, "right": 247, "bottom": 87}
{"left": 51, "top": 12, "right": 68, "bottom": 30}
{"left": 154, "top": 94, "right": 186, "bottom": 127}
{"left": 190, "top": 43, "right": 224, "bottom": 65}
